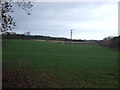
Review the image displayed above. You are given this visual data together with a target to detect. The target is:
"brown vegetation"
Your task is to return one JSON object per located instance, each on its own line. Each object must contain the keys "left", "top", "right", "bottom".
{"left": 33, "top": 39, "right": 97, "bottom": 45}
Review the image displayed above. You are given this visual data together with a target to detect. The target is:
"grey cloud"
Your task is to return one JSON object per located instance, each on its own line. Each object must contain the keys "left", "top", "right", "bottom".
{"left": 11, "top": 2, "right": 117, "bottom": 40}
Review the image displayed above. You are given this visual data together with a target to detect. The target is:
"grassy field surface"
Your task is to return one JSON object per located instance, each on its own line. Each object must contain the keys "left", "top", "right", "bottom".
{"left": 2, "top": 40, "right": 118, "bottom": 88}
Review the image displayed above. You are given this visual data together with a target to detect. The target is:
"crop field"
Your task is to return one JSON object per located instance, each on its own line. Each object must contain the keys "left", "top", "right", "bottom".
{"left": 2, "top": 40, "right": 118, "bottom": 88}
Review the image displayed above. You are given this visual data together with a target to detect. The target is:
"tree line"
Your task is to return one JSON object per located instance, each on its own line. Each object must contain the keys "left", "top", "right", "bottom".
{"left": 2, "top": 32, "right": 120, "bottom": 50}
{"left": 97, "top": 36, "right": 120, "bottom": 50}
{"left": 2, "top": 33, "right": 85, "bottom": 42}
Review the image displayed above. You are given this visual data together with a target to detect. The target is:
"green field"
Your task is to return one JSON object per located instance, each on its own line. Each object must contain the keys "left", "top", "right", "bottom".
{"left": 3, "top": 40, "right": 118, "bottom": 88}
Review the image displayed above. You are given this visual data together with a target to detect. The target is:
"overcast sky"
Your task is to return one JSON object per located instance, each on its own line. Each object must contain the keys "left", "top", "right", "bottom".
{"left": 11, "top": 2, "right": 118, "bottom": 40}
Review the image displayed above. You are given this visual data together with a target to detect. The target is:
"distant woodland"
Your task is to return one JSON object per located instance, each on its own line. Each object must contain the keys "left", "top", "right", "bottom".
{"left": 2, "top": 33, "right": 86, "bottom": 42}
{"left": 2, "top": 32, "right": 120, "bottom": 50}
{"left": 97, "top": 36, "right": 120, "bottom": 50}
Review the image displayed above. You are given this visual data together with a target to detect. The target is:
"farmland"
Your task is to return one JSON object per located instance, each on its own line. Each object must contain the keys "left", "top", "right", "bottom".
{"left": 2, "top": 40, "right": 118, "bottom": 88}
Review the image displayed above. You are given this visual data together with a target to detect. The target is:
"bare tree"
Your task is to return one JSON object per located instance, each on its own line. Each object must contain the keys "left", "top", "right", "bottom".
{"left": 0, "top": 0, "right": 33, "bottom": 32}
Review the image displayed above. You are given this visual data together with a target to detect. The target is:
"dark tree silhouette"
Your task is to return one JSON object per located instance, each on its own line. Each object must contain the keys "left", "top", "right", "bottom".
{"left": 0, "top": 1, "right": 33, "bottom": 32}
{"left": 97, "top": 36, "right": 120, "bottom": 50}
